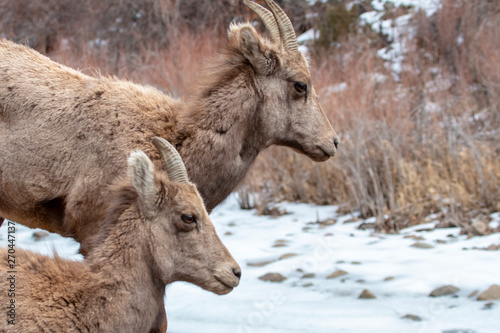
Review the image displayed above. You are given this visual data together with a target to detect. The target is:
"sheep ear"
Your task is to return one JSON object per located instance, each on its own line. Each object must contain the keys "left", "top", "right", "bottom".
{"left": 128, "top": 150, "right": 157, "bottom": 217}
{"left": 237, "top": 25, "right": 278, "bottom": 75}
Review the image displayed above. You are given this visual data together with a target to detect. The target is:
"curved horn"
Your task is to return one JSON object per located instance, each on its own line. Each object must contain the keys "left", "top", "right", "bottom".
{"left": 152, "top": 137, "right": 188, "bottom": 184}
{"left": 243, "top": 0, "right": 281, "bottom": 45}
{"left": 264, "top": 0, "right": 298, "bottom": 51}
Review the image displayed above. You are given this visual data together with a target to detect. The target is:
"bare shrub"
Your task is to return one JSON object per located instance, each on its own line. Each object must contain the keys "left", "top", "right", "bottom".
{"left": 0, "top": 0, "right": 238, "bottom": 54}
{"left": 239, "top": 0, "right": 499, "bottom": 231}
{"left": 1, "top": 0, "right": 498, "bottom": 230}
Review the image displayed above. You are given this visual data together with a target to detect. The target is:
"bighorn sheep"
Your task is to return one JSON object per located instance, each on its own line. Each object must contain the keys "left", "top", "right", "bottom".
{"left": 0, "top": 0, "right": 339, "bottom": 252}
{"left": 0, "top": 138, "right": 241, "bottom": 332}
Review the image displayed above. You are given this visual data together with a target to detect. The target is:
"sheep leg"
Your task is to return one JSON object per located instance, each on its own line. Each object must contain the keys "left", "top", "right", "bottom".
{"left": 0, "top": 217, "right": 3, "bottom": 227}
{"left": 149, "top": 306, "right": 167, "bottom": 333}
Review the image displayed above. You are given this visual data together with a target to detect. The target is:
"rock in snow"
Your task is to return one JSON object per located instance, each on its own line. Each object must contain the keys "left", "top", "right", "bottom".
{"left": 401, "top": 314, "right": 422, "bottom": 321}
{"left": 477, "top": 284, "right": 500, "bottom": 301}
{"left": 429, "top": 285, "right": 460, "bottom": 297}
{"left": 32, "top": 231, "right": 49, "bottom": 241}
{"left": 326, "top": 269, "right": 348, "bottom": 279}
{"left": 411, "top": 242, "right": 434, "bottom": 249}
{"left": 358, "top": 289, "right": 376, "bottom": 299}
{"left": 259, "top": 272, "right": 287, "bottom": 282}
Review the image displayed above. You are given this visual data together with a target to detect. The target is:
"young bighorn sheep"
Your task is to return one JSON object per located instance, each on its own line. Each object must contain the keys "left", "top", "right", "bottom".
{"left": 0, "top": 0, "right": 340, "bottom": 251}
{"left": 0, "top": 138, "right": 241, "bottom": 333}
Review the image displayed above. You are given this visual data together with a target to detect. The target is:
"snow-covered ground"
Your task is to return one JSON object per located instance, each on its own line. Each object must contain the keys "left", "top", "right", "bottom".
{"left": 2, "top": 195, "right": 499, "bottom": 333}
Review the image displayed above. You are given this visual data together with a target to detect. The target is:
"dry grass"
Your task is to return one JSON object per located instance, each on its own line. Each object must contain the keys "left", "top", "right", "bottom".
{"left": 52, "top": 30, "right": 218, "bottom": 98}
{"left": 238, "top": 0, "right": 500, "bottom": 230}
{"left": 1, "top": 0, "right": 498, "bottom": 230}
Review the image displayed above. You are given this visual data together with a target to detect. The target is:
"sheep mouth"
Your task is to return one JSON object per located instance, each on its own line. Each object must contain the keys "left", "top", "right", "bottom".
{"left": 281, "top": 140, "right": 334, "bottom": 162}
{"left": 314, "top": 145, "right": 334, "bottom": 161}
{"left": 214, "top": 276, "right": 235, "bottom": 294}
{"left": 295, "top": 144, "right": 332, "bottom": 162}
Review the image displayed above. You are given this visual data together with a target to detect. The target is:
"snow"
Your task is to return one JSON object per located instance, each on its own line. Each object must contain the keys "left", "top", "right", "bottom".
{"left": 301, "top": 1, "right": 442, "bottom": 81}
{"left": 298, "top": 45, "right": 309, "bottom": 56}
{"left": 297, "top": 29, "right": 319, "bottom": 44}
{"left": 364, "top": 12, "right": 415, "bottom": 78}
{"left": 323, "top": 82, "right": 348, "bottom": 96}
{"left": 306, "top": 0, "right": 328, "bottom": 5}
{"left": 370, "top": 0, "right": 440, "bottom": 16}
{"left": 297, "top": 29, "right": 320, "bottom": 56}
{"left": 2, "top": 194, "right": 499, "bottom": 332}
{"left": 360, "top": 1, "right": 440, "bottom": 80}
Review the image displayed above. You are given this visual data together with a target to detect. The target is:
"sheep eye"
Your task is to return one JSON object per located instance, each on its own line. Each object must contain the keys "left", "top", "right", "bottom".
{"left": 181, "top": 214, "right": 196, "bottom": 224}
{"left": 294, "top": 82, "right": 307, "bottom": 94}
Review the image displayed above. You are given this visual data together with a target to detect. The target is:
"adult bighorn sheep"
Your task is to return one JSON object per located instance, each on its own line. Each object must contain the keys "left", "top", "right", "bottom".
{"left": 0, "top": 0, "right": 339, "bottom": 253}
{"left": 0, "top": 138, "right": 241, "bottom": 333}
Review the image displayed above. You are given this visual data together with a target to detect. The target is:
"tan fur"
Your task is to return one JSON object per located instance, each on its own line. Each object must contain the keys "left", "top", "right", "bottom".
{"left": 0, "top": 151, "right": 240, "bottom": 332}
{"left": 0, "top": 20, "right": 339, "bottom": 251}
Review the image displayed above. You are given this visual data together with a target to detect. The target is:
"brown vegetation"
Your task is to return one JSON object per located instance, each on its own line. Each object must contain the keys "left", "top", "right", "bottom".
{"left": 0, "top": 0, "right": 498, "bottom": 232}
{"left": 241, "top": 0, "right": 500, "bottom": 231}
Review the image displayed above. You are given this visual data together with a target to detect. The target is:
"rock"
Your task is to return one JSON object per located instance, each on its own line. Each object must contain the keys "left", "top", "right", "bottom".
{"left": 384, "top": 276, "right": 395, "bottom": 282}
{"left": 303, "top": 283, "right": 313, "bottom": 288}
{"left": 302, "top": 273, "right": 315, "bottom": 279}
{"left": 435, "top": 239, "right": 447, "bottom": 244}
{"left": 358, "top": 289, "right": 376, "bottom": 299}
{"left": 411, "top": 242, "right": 434, "bottom": 249}
{"left": 468, "top": 290, "right": 479, "bottom": 298}
{"left": 326, "top": 269, "right": 348, "bottom": 279}
{"left": 351, "top": 261, "right": 362, "bottom": 265}
{"left": 263, "top": 206, "right": 288, "bottom": 217}
{"left": 356, "top": 279, "right": 365, "bottom": 283}
{"left": 259, "top": 273, "right": 287, "bottom": 282}
{"left": 482, "top": 302, "right": 495, "bottom": 310}
{"left": 402, "top": 314, "right": 422, "bottom": 322}
{"left": 477, "top": 284, "right": 500, "bottom": 301}
{"left": 471, "top": 219, "right": 489, "bottom": 236}
{"left": 403, "top": 235, "right": 425, "bottom": 241}
{"left": 227, "top": 222, "right": 236, "bottom": 227}
{"left": 485, "top": 244, "right": 500, "bottom": 251}
{"left": 429, "top": 285, "right": 460, "bottom": 297}
{"left": 358, "top": 222, "right": 375, "bottom": 230}
{"left": 247, "top": 260, "right": 275, "bottom": 267}
{"left": 316, "top": 218, "right": 336, "bottom": 227}
{"left": 272, "top": 239, "right": 288, "bottom": 247}
{"left": 343, "top": 217, "right": 359, "bottom": 223}
{"left": 336, "top": 260, "right": 345, "bottom": 264}
{"left": 415, "top": 228, "right": 434, "bottom": 232}
{"left": 324, "top": 233, "right": 333, "bottom": 236}
{"left": 224, "top": 231, "right": 232, "bottom": 236}
{"left": 279, "top": 253, "right": 298, "bottom": 260}
{"left": 32, "top": 231, "right": 49, "bottom": 241}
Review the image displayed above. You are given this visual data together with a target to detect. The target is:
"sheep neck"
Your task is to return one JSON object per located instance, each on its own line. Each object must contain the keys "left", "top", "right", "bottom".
{"left": 85, "top": 208, "right": 166, "bottom": 328}
{"left": 177, "top": 70, "right": 263, "bottom": 212}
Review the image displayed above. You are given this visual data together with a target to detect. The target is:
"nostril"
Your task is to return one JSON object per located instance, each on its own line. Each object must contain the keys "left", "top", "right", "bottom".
{"left": 334, "top": 137, "right": 340, "bottom": 150}
{"left": 233, "top": 268, "right": 242, "bottom": 280}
